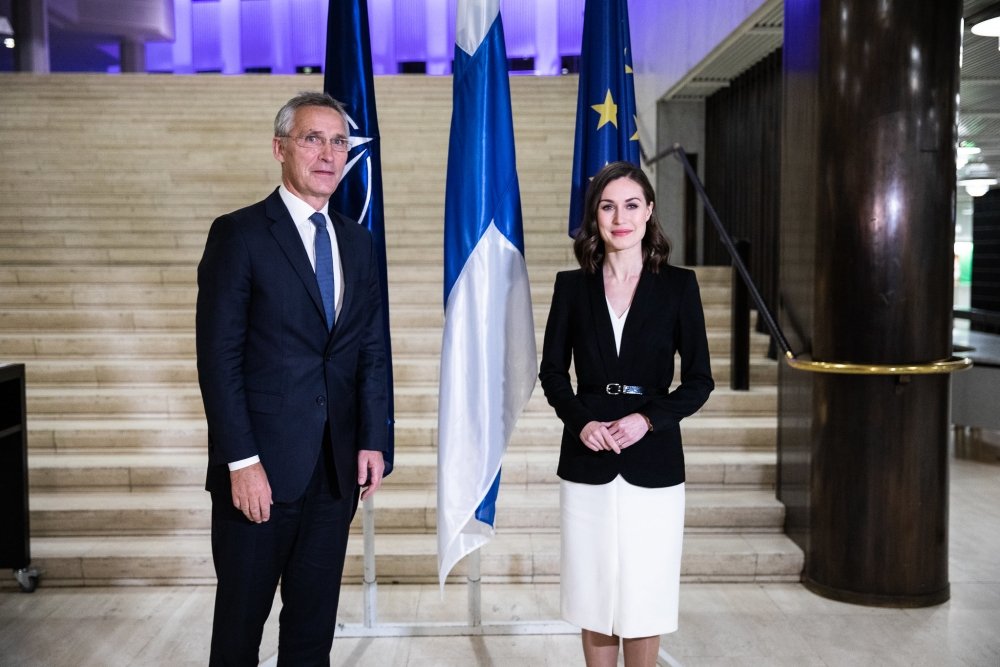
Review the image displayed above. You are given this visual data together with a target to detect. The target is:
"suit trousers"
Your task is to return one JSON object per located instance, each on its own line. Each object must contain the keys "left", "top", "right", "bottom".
{"left": 209, "top": 436, "right": 358, "bottom": 667}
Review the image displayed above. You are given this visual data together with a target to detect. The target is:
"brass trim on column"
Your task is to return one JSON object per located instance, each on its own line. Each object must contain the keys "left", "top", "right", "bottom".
{"left": 783, "top": 352, "right": 972, "bottom": 375}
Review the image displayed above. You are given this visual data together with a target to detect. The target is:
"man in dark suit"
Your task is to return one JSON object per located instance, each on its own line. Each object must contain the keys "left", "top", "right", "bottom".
{"left": 196, "top": 91, "right": 389, "bottom": 666}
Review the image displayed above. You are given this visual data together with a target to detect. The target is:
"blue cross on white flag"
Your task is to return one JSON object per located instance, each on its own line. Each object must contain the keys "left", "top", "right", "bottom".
{"left": 437, "top": 0, "right": 537, "bottom": 587}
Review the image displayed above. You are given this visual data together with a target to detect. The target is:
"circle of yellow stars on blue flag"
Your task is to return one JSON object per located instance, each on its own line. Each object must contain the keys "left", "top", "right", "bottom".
{"left": 588, "top": 52, "right": 640, "bottom": 142}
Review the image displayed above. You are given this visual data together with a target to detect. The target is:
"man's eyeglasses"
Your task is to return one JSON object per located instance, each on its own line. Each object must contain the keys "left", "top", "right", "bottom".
{"left": 279, "top": 133, "right": 350, "bottom": 153}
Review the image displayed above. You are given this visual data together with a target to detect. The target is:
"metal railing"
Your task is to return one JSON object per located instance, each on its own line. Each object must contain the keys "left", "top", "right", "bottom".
{"left": 645, "top": 143, "right": 972, "bottom": 380}
{"left": 954, "top": 308, "right": 1000, "bottom": 330}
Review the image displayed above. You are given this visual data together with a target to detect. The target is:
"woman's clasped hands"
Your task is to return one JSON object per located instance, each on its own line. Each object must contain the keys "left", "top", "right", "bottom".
{"left": 579, "top": 413, "right": 650, "bottom": 454}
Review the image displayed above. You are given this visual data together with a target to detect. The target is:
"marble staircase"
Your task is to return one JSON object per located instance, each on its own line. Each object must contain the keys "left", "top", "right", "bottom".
{"left": 0, "top": 74, "right": 800, "bottom": 586}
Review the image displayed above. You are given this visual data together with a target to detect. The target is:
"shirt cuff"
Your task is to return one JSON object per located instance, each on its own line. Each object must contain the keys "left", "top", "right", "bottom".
{"left": 228, "top": 455, "right": 260, "bottom": 471}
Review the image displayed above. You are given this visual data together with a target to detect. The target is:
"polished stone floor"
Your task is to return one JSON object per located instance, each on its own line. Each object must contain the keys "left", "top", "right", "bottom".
{"left": 1, "top": 458, "right": 997, "bottom": 666}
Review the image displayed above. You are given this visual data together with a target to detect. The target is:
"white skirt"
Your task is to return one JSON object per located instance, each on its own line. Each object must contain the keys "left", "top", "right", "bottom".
{"left": 560, "top": 477, "right": 685, "bottom": 638}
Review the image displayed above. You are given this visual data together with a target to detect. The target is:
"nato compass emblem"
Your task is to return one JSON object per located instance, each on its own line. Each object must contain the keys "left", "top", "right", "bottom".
{"left": 342, "top": 111, "right": 375, "bottom": 225}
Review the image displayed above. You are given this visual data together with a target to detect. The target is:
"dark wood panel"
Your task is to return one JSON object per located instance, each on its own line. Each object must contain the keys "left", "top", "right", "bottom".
{"left": 972, "top": 189, "right": 1000, "bottom": 332}
{"left": 704, "top": 49, "right": 782, "bottom": 315}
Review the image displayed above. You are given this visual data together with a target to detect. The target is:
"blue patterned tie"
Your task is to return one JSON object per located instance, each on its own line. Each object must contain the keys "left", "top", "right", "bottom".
{"left": 309, "top": 212, "right": 335, "bottom": 330}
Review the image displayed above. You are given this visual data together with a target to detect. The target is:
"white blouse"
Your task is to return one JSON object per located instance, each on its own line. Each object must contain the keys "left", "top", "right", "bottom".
{"left": 606, "top": 298, "right": 630, "bottom": 355}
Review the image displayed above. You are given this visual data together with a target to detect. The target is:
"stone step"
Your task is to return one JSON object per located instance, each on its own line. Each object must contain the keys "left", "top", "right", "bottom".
{"left": 0, "top": 264, "right": 730, "bottom": 288}
{"left": 0, "top": 245, "right": 588, "bottom": 266}
{"left": 0, "top": 328, "right": 769, "bottom": 358}
{"left": 28, "top": 531, "right": 802, "bottom": 586}
{"left": 12, "top": 358, "right": 205, "bottom": 386}
{"left": 0, "top": 71, "right": 803, "bottom": 590}
{"left": 0, "top": 242, "right": 562, "bottom": 268}
{"left": 0, "top": 210, "right": 571, "bottom": 229}
{"left": 0, "top": 262, "right": 735, "bottom": 285}
{"left": 0, "top": 191, "right": 459, "bottom": 212}
{"left": 0, "top": 303, "right": 739, "bottom": 331}
{"left": 0, "top": 214, "right": 576, "bottom": 231}
{"left": 0, "top": 266, "right": 197, "bottom": 285}
{"left": 0, "top": 225, "right": 586, "bottom": 245}
{"left": 0, "top": 130, "right": 561, "bottom": 153}
{"left": 0, "top": 237, "right": 598, "bottom": 262}
{"left": 28, "top": 485, "right": 785, "bottom": 537}
{"left": 0, "top": 281, "right": 737, "bottom": 309}
{"left": 25, "top": 414, "right": 776, "bottom": 451}
{"left": 0, "top": 264, "right": 735, "bottom": 285}
{"left": 23, "top": 385, "right": 776, "bottom": 418}
{"left": 0, "top": 146, "right": 561, "bottom": 166}
{"left": 7, "top": 355, "right": 779, "bottom": 387}
{"left": 27, "top": 449, "right": 776, "bottom": 490}
{"left": 0, "top": 287, "right": 199, "bottom": 308}
{"left": 0, "top": 309, "right": 197, "bottom": 332}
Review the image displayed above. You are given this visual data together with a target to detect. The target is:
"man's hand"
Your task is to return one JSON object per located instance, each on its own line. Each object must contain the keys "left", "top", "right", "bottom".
{"left": 230, "top": 462, "right": 272, "bottom": 523}
{"left": 357, "top": 450, "right": 385, "bottom": 500}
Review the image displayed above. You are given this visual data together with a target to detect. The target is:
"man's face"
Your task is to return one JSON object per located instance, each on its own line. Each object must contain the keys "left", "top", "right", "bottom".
{"left": 272, "top": 106, "right": 349, "bottom": 210}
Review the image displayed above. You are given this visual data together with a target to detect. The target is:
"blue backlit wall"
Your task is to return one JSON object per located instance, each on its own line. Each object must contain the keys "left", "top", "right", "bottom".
{"left": 141, "top": 0, "right": 585, "bottom": 75}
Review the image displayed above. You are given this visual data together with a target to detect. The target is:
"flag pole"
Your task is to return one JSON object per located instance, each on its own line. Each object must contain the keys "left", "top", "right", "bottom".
{"left": 362, "top": 496, "right": 377, "bottom": 628}
{"left": 467, "top": 549, "right": 482, "bottom": 627}
{"left": 566, "top": 0, "right": 641, "bottom": 237}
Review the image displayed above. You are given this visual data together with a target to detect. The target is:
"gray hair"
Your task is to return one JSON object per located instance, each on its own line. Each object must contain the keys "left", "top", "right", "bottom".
{"left": 273, "top": 92, "right": 350, "bottom": 137}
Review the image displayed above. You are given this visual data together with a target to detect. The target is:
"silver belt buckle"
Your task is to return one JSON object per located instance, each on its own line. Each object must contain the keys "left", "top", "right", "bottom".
{"left": 605, "top": 383, "right": 623, "bottom": 395}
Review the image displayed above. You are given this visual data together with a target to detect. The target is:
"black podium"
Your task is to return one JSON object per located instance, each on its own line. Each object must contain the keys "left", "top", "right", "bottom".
{"left": 0, "top": 363, "right": 38, "bottom": 591}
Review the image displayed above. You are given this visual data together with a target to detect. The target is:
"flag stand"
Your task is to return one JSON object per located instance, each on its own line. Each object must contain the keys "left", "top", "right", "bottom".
{"left": 362, "top": 496, "right": 377, "bottom": 628}
{"left": 261, "top": 499, "right": 680, "bottom": 666}
{"left": 338, "top": 505, "right": 682, "bottom": 666}
{"left": 336, "top": 515, "right": 577, "bottom": 638}
{"left": 467, "top": 547, "right": 481, "bottom": 627}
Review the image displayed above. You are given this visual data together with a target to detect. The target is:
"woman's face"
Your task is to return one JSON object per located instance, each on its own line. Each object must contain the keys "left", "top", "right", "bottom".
{"left": 596, "top": 177, "right": 653, "bottom": 255}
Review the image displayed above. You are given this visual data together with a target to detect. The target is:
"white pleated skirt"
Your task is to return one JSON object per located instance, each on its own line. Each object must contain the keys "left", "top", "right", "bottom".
{"left": 560, "top": 476, "right": 685, "bottom": 638}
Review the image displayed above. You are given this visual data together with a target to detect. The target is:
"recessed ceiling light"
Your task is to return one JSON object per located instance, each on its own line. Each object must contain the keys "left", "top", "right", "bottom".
{"left": 971, "top": 16, "right": 1000, "bottom": 50}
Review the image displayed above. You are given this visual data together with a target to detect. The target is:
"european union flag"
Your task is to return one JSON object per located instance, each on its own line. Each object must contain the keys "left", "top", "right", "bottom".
{"left": 324, "top": 0, "right": 394, "bottom": 474}
{"left": 568, "top": 0, "right": 641, "bottom": 238}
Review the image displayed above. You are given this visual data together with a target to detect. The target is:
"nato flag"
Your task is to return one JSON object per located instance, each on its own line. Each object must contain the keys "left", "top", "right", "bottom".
{"left": 324, "top": 0, "right": 394, "bottom": 474}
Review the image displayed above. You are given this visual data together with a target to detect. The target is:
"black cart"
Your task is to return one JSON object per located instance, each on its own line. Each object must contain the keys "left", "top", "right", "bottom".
{"left": 0, "top": 363, "right": 39, "bottom": 592}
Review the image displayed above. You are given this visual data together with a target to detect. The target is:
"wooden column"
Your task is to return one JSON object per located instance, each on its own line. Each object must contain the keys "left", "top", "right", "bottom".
{"left": 779, "top": 0, "right": 962, "bottom": 606}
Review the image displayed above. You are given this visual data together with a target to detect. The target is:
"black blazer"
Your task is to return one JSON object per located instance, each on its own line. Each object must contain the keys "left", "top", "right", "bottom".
{"left": 196, "top": 188, "right": 389, "bottom": 502}
{"left": 539, "top": 265, "right": 714, "bottom": 488}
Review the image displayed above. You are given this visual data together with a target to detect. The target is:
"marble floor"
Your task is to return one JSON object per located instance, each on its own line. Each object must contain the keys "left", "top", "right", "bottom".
{"left": 1, "top": 458, "right": 998, "bottom": 667}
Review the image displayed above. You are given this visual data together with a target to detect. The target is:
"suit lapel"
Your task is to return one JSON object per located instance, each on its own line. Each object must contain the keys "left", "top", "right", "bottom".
{"left": 586, "top": 270, "right": 619, "bottom": 378}
{"left": 264, "top": 190, "right": 327, "bottom": 327}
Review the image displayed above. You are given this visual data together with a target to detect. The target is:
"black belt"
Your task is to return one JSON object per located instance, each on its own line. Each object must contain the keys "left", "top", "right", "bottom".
{"left": 578, "top": 383, "right": 665, "bottom": 396}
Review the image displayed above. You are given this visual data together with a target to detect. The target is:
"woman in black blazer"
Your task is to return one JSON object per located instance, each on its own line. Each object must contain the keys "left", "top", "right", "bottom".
{"left": 539, "top": 162, "right": 714, "bottom": 667}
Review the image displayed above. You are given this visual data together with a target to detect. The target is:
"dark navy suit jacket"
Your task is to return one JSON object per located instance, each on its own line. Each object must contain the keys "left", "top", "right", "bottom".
{"left": 539, "top": 265, "right": 714, "bottom": 488}
{"left": 196, "top": 188, "right": 389, "bottom": 502}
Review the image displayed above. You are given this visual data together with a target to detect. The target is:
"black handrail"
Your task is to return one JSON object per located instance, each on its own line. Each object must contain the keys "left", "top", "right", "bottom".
{"left": 645, "top": 143, "right": 973, "bottom": 379}
{"left": 731, "top": 239, "right": 751, "bottom": 390}
{"left": 646, "top": 143, "right": 793, "bottom": 360}
{"left": 954, "top": 308, "right": 1000, "bottom": 329}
